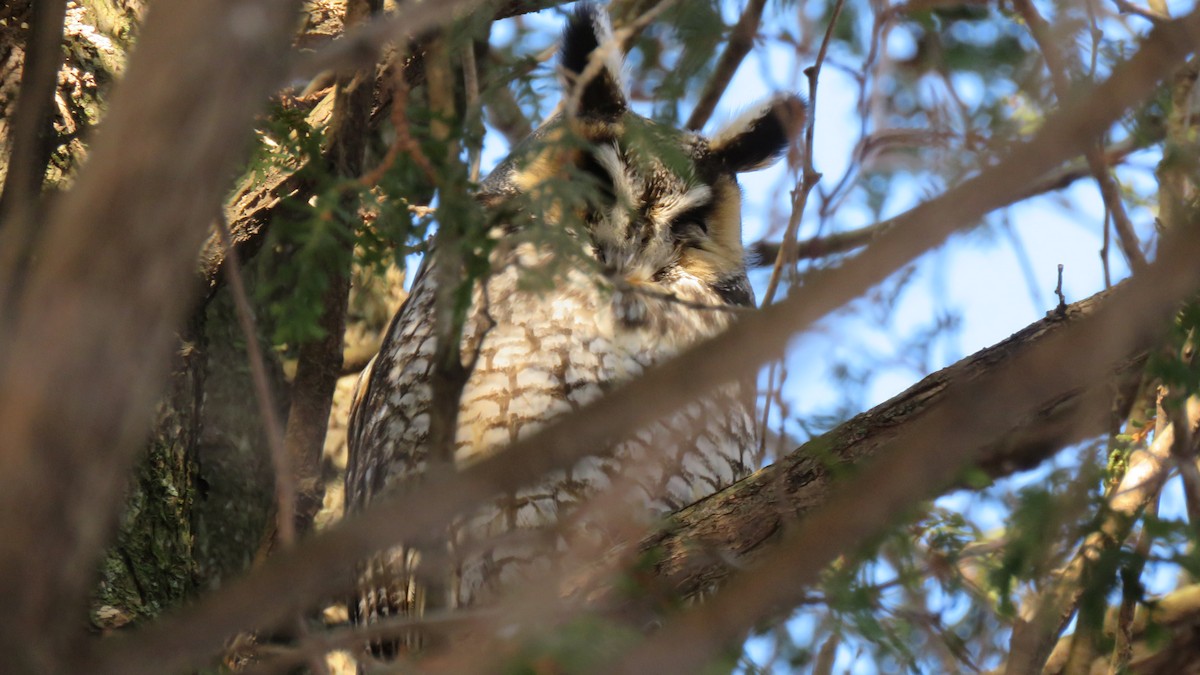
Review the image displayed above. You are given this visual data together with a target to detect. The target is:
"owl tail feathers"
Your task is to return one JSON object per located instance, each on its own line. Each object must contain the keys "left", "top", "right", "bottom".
{"left": 350, "top": 547, "right": 428, "bottom": 661}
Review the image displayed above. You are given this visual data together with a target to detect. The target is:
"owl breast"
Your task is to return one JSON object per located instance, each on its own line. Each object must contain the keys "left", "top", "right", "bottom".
{"left": 347, "top": 239, "right": 759, "bottom": 607}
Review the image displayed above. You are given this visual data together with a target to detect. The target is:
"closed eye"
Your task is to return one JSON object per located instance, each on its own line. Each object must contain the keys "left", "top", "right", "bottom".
{"left": 669, "top": 203, "right": 712, "bottom": 242}
{"left": 578, "top": 151, "right": 616, "bottom": 206}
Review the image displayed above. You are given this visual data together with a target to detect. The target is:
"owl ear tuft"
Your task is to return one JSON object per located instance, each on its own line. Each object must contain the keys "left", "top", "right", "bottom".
{"left": 710, "top": 95, "right": 807, "bottom": 173}
{"left": 559, "top": 3, "right": 628, "bottom": 120}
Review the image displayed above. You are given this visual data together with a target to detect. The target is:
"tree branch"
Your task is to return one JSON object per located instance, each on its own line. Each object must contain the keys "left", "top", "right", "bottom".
{"left": 1013, "top": 0, "right": 1148, "bottom": 272}
{"left": 622, "top": 287, "right": 1146, "bottom": 605}
{"left": 685, "top": 0, "right": 767, "bottom": 132}
{"left": 275, "top": 0, "right": 382, "bottom": 547}
{"left": 748, "top": 136, "right": 1150, "bottom": 267}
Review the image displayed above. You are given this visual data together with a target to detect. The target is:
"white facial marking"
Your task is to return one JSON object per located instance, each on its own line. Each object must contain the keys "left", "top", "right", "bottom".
{"left": 653, "top": 185, "right": 711, "bottom": 225}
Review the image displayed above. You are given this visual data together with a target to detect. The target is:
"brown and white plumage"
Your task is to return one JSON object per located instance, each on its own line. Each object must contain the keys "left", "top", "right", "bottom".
{"left": 345, "top": 3, "right": 805, "bottom": 657}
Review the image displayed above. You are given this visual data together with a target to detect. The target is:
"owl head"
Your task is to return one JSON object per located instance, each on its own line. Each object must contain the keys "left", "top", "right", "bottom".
{"left": 480, "top": 3, "right": 805, "bottom": 309}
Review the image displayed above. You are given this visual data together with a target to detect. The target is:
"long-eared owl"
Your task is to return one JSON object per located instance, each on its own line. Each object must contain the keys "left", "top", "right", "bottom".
{"left": 345, "top": 2, "right": 804, "bottom": 656}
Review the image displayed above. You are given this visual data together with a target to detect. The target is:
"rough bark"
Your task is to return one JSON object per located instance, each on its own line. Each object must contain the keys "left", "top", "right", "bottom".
{"left": 560, "top": 286, "right": 1146, "bottom": 610}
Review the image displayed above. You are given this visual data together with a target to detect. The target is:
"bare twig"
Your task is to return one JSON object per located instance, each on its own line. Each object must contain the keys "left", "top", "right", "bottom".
{"left": 755, "top": 0, "right": 843, "bottom": 461}
{"left": 1013, "top": 0, "right": 1148, "bottom": 272}
{"left": 361, "top": 70, "right": 439, "bottom": 189}
{"left": 750, "top": 218, "right": 890, "bottom": 265}
{"left": 1109, "top": 491, "right": 1159, "bottom": 672}
{"left": 760, "top": 0, "right": 844, "bottom": 306}
{"left": 1054, "top": 264, "right": 1067, "bottom": 315}
{"left": 685, "top": 0, "right": 768, "bottom": 131}
{"left": 748, "top": 136, "right": 1150, "bottom": 267}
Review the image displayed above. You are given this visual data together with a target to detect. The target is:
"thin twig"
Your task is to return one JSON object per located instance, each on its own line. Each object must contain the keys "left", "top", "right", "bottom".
{"left": 361, "top": 69, "right": 439, "bottom": 188}
{"left": 1101, "top": 209, "right": 1113, "bottom": 288}
{"left": 685, "top": 0, "right": 768, "bottom": 131}
{"left": 756, "top": 0, "right": 844, "bottom": 457}
{"left": 1013, "top": 0, "right": 1148, "bottom": 272}
{"left": 749, "top": 136, "right": 1150, "bottom": 267}
{"left": 1109, "top": 478, "right": 1159, "bottom": 671}
{"left": 463, "top": 43, "right": 483, "bottom": 183}
{"left": 760, "top": 0, "right": 844, "bottom": 306}
{"left": 1054, "top": 264, "right": 1067, "bottom": 315}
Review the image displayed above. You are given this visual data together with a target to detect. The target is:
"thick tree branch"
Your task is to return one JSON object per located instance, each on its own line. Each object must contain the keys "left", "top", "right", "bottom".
{"left": 624, "top": 288, "right": 1146, "bottom": 605}
{"left": 276, "top": 0, "right": 382, "bottom": 546}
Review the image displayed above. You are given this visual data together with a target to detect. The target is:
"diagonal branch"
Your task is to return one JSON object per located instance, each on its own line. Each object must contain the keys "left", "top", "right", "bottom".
{"left": 1013, "top": 0, "right": 1148, "bottom": 273}
{"left": 748, "top": 135, "right": 1152, "bottom": 267}
{"left": 1005, "top": 403, "right": 1183, "bottom": 674}
{"left": 625, "top": 287, "right": 1147, "bottom": 605}
{"left": 685, "top": 0, "right": 768, "bottom": 131}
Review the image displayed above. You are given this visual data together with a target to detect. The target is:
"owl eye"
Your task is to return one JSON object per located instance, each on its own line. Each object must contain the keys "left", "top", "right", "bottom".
{"left": 578, "top": 152, "right": 616, "bottom": 206}
{"left": 669, "top": 203, "right": 711, "bottom": 242}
